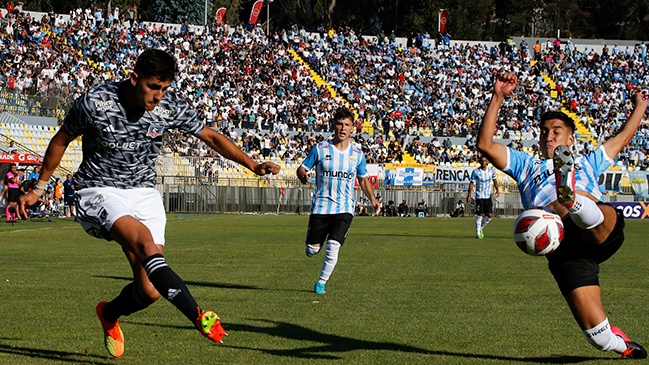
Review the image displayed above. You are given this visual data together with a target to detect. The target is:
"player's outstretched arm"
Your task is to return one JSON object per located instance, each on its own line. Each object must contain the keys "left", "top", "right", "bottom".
{"left": 358, "top": 176, "right": 379, "bottom": 211}
{"left": 602, "top": 91, "right": 648, "bottom": 159}
{"left": 18, "top": 127, "right": 77, "bottom": 218}
{"left": 198, "top": 127, "right": 280, "bottom": 176}
{"left": 477, "top": 72, "right": 518, "bottom": 170}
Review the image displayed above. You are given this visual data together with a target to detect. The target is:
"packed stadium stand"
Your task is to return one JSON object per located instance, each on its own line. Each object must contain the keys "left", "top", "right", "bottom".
{"left": 0, "top": 6, "right": 647, "bottom": 188}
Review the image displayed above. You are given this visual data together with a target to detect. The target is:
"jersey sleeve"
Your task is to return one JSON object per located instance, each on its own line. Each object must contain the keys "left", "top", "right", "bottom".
{"left": 356, "top": 152, "right": 368, "bottom": 178}
{"left": 470, "top": 169, "right": 477, "bottom": 183}
{"left": 62, "top": 94, "right": 89, "bottom": 136}
{"left": 503, "top": 147, "right": 530, "bottom": 180}
{"left": 490, "top": 167, "right": 496, "bottom": 179}
{"left": 168, "top": 94, "right": 205, "bottom": 136}
{"left": 301, "top": 146, "right": 318, "bottom": 170}
{"left": 585, "top": 145, "right": 614, "bottom": 177}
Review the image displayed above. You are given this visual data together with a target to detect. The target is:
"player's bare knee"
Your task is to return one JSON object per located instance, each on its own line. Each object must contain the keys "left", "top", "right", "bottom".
{"left": 123, "top": 239, "right": 159, "bottom": 260}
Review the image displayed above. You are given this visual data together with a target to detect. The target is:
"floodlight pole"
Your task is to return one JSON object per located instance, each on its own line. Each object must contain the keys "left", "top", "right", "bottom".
{"left": 266, "top": 0, "right": 273, "bottom": 35}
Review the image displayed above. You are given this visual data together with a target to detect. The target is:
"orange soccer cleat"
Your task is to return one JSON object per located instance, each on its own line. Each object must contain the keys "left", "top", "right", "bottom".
{"left": 196, "top": 309, "right": 227, "bottom": 343}
{"left": 95, "top": 301, "right": 124, "bottom": 358}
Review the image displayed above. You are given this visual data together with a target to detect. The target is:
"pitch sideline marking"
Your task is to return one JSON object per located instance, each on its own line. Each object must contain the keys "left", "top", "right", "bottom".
{"left": 0, "top": 226, "right": 79, "bottom": 235}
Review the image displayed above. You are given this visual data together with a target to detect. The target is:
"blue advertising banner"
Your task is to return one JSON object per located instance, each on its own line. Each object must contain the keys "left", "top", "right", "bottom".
{"left": 384, "top": 167, "right": 424, "bottom": 186}
{"left": 383, "top": 163, "right": 434, "bottom": 186}
{"left": 609, "top": 202, "right": 649, "bottom": 219}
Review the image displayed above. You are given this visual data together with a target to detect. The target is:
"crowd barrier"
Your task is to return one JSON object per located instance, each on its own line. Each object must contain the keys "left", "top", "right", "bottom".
{"left": 153, "top": 181, "right": 526, "bottom": 217}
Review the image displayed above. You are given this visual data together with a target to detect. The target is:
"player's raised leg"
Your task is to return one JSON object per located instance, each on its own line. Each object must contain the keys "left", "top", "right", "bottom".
{"left": 304, "top": 215, "right": 326, "bottom": 258}
{"left": 554, "top": 146, "right": 619, "bottom": 244}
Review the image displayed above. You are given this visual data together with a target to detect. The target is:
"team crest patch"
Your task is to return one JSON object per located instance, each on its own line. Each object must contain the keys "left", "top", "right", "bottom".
{"left": 350, "top": 157, "right": 357, "bottom": 162}
{"left": 99, "top": 208, "right": 109, "bottom": 223}
{"left": 147, "top": 125, "right": 164, "bottom": 137}
{"left": 85, "top": 194, "right": 104, "bottom": 209}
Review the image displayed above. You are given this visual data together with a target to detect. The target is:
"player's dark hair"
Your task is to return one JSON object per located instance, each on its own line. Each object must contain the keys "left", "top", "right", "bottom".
{"left": 134, "top": 49, "right": 177, "bottom": 81}
{"left": 540, "top": 111, "right": 575, "bottom": 134}
{"left": 332, "top": 107, "right": 354, "bottom": 122}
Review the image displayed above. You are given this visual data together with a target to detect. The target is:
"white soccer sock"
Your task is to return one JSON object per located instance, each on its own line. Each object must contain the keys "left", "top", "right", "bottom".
{"left": 475, "top": 215, "right": 483, "bottom": 234}
{"left": 318, "top": 240, "right": 341, "bottom": 284}
{"left": 583, "top": 318, "right": 627, "bottom": 353}
{"left": 569, "top": 195, "right": 605, "bottom": 229}
{"left": 306, "top": 244, "right": 321, "bottom": 256}
{"left": 481, "top": 216, "right": 492, "bottom": 229}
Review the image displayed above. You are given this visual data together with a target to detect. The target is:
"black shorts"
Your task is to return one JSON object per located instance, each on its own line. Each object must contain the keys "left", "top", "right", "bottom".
{"left": 305, "top": 213, "right": 353, "bottom": 246}
{"left": 547, "top": 203, "right": 625, "bottom": 296}
{"left": 475, "top": 198, "right": 493, "bottom": 215}
{"left": 64, "top": 195, "right": 75, "bottom": 206}
{"left": 7, "top": 188, "right": 20, "bottom": 203}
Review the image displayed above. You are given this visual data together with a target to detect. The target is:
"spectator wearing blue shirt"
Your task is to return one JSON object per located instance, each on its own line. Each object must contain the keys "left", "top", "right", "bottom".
{"left": 28, "top": 166, "right": 40, "bottom": 181}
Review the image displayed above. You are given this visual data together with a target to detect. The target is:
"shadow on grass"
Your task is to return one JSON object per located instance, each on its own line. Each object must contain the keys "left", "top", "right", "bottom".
{"left": 121, "top": 320, "right": 195, "bottom": 330}
{"left": 0, "top": 343, "right": 112, "bottom": 364}
{"left": 94, "top": 275, "right": 311, "bottom": 293}
{"left": 358, "top": 233, "right": 511, "bottom": 240}
{"left": 224, "top": 319, "right": 610, "bottom": 363}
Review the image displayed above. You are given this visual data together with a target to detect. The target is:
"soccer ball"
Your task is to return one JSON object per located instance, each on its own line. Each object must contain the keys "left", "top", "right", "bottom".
{"left": 513, "top": 207, "right": 564, "bottom": 256}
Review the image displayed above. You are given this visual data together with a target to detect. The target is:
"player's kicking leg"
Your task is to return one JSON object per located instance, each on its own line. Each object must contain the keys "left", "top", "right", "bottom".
{"left": 554, "top": 146, "right": 646, "bottom": 358}
{"left": 553, "top": 145, "right": 618, "bottom": 244}
{"left": 97, "top": 216, "right": 225, "bottom": 357}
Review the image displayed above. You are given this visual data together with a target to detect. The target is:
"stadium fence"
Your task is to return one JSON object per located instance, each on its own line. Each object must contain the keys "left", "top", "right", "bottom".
{"left": 154, "top": 180, "right": 527, "bottom": 217}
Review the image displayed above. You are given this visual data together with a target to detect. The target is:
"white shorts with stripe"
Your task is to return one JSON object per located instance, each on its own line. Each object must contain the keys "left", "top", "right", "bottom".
{"left": 75, "top": 187, "right": 166, "bottom": 245}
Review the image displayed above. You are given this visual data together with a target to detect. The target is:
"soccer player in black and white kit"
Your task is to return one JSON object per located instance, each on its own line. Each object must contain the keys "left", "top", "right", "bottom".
{"left": 18, "top": 49, "right": 280, "bottom": 358}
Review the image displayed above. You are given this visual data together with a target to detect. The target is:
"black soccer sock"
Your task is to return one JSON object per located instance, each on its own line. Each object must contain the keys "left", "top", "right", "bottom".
{"left": 142, "top": 254, "right": 201, "bottom": 323}
{"left": 102, "top": 282, "right": 154, "bottom": 323}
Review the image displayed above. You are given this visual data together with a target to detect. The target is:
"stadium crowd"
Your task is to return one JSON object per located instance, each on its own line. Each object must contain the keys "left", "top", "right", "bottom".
{"left": 0, "top": 4, "right": 648, "bottom": 169}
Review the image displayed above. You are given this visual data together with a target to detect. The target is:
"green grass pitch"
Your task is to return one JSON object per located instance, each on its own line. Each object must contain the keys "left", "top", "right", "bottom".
{"left": 0, "top": 214, "right": 647, "bottom": 364}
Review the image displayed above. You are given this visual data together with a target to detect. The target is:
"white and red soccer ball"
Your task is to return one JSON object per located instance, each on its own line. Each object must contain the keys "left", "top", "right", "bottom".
{"left": 513, "top": 207, "right": 564, "bottom": 256}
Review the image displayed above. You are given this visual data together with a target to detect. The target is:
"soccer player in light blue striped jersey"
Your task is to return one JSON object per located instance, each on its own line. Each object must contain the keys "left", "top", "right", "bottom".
{"left": 477, "top": 72, "right": 648, "bottom": 359}
{"left": 297, "top": 107, "right": 379, "bottom": 294}
{"left": 467, "top": 155, "right": 499, "bottom": 239}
